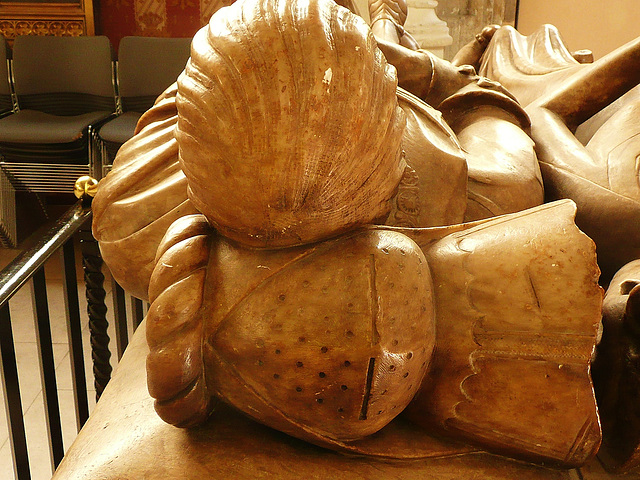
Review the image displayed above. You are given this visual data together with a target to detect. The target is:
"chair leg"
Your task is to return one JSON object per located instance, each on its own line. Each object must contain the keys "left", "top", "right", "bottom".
{"left": 89, "top": 126, "right": 110, "bottom": 181}
{"left": 88, "top": 126, "right": 98, "bottom": 181}
{"left": 0, "top": 166, "right": 16, "bottom": 247}
{"left": 100, "top": 139, "right": 108, "bottom": 180}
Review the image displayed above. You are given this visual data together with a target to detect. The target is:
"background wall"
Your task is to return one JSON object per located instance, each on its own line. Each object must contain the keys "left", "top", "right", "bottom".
{"left": 437, "top": 0, "right": 516, "bottom": 59}
{"left": 95, "top": 0, "right": 232, "bottom": 51}
{"left": 97, "top": 0, "right": 368, "bottom": 51}
{"left": 517, "top": 0, "right": 639, "bottom": 59}
{"left": 93, "top": 0, "right": 639, "bottom": 58}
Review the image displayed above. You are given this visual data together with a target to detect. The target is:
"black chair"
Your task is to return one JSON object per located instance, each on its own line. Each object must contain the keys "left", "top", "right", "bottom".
{"left": 0, "top": 36, "right": 13, "bottom": 116}
{"left": 97, "top": 36, "right": 191, "bottom": 171}
{"left": 0, "top": 37, "right": 17, "bottom": 247}
{"left": 0, "top": 35, "right": 116, "bottom": 193}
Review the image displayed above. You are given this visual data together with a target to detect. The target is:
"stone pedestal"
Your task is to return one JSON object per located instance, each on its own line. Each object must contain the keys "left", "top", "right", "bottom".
{"left": 405, "top": 0, "right": 452, "bottom": 57}
{"left": 51, "top": 321, "right": 619, "bottom": 480}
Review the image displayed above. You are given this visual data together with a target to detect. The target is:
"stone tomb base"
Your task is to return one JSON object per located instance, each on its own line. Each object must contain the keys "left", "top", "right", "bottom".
{"left": 53, "top": 321, "right": 620, "bottom": 479}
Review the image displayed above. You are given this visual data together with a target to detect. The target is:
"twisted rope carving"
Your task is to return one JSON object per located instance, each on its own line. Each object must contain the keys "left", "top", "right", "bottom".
{"left": 81, "top": 235, "right": 112, "bottom": 400}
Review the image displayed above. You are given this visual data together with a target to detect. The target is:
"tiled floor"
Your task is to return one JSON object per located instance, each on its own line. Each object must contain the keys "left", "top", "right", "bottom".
{"left": 0, "top": 238, "right": 122, "bottom": 480}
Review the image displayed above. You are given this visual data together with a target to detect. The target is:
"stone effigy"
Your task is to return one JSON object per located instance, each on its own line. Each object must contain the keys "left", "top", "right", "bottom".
{"left": 592, "top": 259, "right": 640, "bottom": 472}
{"left": 477, "top": 24, "right": 640, "bottom": 282}
{"left": 93, "top": 2, "right": 544, "bottom": 301}
{"left": 81, "top": 0, "right": 640, "bottom": 477}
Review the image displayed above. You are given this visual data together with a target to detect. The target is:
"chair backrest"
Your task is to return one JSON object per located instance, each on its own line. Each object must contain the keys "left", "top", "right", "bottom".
{"left": 0, "top": 36, "right": 12, "bottom": 112}
{"left": 117, "top": 36, "right": 191, "bottom": 112}
{"left": 12, "top": 35, "right": 116, "bottom": 116}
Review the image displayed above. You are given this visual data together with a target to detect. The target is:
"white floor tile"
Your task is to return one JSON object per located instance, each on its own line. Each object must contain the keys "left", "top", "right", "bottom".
{"left": 0, "top": 233, "right": 134, "bottom": 478}
{"left": 13, "top": 342, "right": 45, "bottom": 413}
{"left": 0, "top": 439, "right": 15, "bottom": 480}
{"left": 8, "top": 289, "right": 36, "bottom": 344}
{"left": 23, "top": 392, "right": 54, "bottom": 480}
{"left": 57, "top": 389, "right": 81, "bottom": 452}
{"left": 0, "top": 388, "right": 7, "bottom": 453}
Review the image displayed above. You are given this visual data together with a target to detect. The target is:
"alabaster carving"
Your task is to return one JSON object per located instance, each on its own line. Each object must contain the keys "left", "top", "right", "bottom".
{"left": 145, "top": 198, "right": 602, "bottom": 466}
{"left": 402, "top": 200, "right": 601, "bottom": 466}
{"left": 436, "top": 83, "right": 542, "bottom": 221}
{"left": 369, "top": 0, "right": 420, "bottom": 49}
{"left": 51, "top": 324, "right": 602, "bottom": 480}
{"left": 148, "top": 214, "right": 436, "bottom": 442}
{"left": 375, "top": 37, "right": 543, "bottom": 223}
{"left": 87, "top": 0, "right": 640, "bottom": 475}
{"left": 94, "top": 4, "right": 544, "bottom": 301}
{"left": 477, "top": 25, "right": 640, "bottom": 281}
{"left": 389, "top": 88, "right": 467, "bottom": 227}
{"left": 477, "top": 25, "right": 586, "bottom": 107}
{"left": 451, "top": 24, "right": 500, "bottom": 68}
{"left": 91, "top": 85, "right": 198, "bottom": 300}
{"left": 176, "top": 0, "right": 406, "bottom": 249}
{"left": 592, "top": 259, "right": 640, "bottom": 472}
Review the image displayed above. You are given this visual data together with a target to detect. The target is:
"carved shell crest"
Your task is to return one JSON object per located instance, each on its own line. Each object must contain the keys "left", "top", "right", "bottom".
{"left": 176, "top": 0, "right": 406, "bottom": 248}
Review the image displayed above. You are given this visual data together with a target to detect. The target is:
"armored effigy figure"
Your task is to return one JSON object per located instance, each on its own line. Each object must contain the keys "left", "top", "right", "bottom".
{"left": 473, "top": 24, "right": 640, "bottom": 282}
{"left": 84, "top": 0, "right": 640, "bottom": 477}
{"left": 592, "top": 259, "right": 640, "bottom": 472}
{"left": 467, "top": 28, "right": 640, "bottom": 472}
{"left": 94, "top": 1, "right": 544, "bottom": 301}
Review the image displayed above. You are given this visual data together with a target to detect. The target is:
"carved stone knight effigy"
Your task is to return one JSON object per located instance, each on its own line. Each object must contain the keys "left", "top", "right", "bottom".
{"left": 53, "top": 0, "right": 640, "bottom": 478}
{"left": 465, "top": 26, "right": 640, "bottom": 472}
{"left": 472, "top": 24, "right": 640, "bottom": 283}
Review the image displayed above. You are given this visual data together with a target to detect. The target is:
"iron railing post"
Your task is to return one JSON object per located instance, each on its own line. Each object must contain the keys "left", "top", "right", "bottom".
{"left": 79, "top": 225, "right": 111, "bottom": 400}
{"left": 0, "top": 303, "right": 31, "bottom": 479}
{"left": 61, "top": 239, "right": 90, "bottom": 428}
{"left": 31, "top": 266, "right": 65, "bottom": 468}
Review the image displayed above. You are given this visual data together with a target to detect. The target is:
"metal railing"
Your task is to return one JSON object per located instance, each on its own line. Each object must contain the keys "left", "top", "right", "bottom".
{"left": 0, "top": 194, "right": 142, "bottom": 479}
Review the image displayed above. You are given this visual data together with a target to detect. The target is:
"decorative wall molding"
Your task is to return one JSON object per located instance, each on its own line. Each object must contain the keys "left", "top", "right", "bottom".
{"left": 0, "top": 0, "right": 94, "bottom": 41}
{"left": 0, "top": 18, "right": 86, "bottom": 39}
